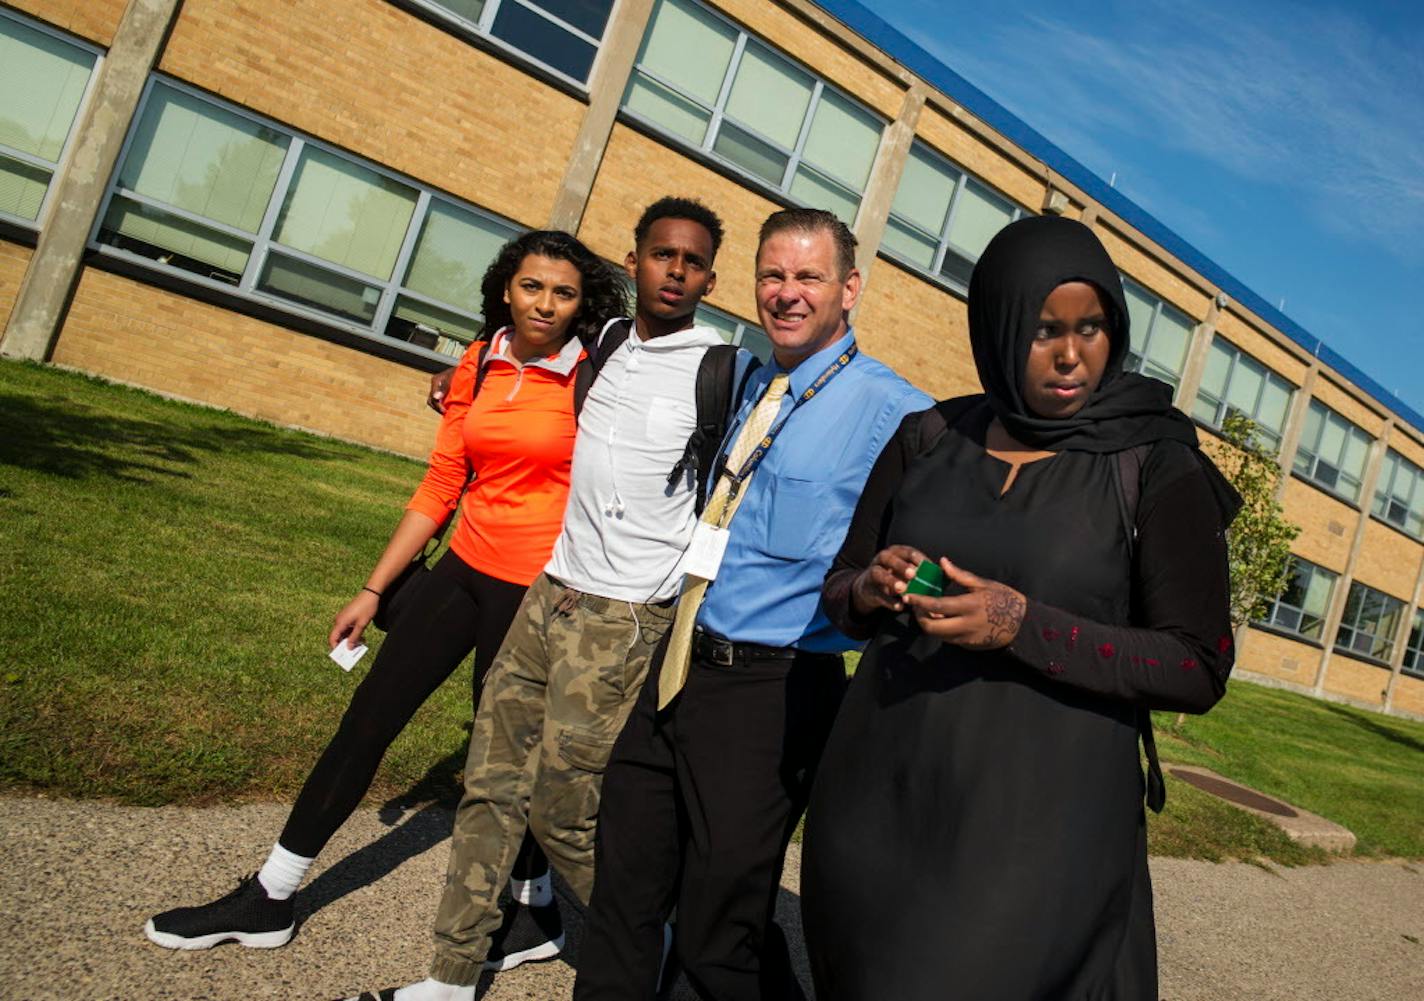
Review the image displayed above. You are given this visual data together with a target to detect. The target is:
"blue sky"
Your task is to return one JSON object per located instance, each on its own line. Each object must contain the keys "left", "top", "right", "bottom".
{"left": 856, "top": 0, "right": 1424, "bottom": 416}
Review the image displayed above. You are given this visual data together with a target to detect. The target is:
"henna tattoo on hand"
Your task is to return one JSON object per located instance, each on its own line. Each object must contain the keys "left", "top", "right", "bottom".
{"left": 971, "top": 584, "right": 1025, "bottom": 649}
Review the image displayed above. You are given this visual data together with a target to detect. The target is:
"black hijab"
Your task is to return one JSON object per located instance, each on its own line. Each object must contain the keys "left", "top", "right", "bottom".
{"left": 967, "top": 215, "right": 1240, "bottom": 522}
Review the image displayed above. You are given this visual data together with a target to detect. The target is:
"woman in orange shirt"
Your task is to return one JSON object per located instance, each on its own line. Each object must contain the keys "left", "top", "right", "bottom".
{"left": 146, "top": 231, "right": 626, "bottom": 964}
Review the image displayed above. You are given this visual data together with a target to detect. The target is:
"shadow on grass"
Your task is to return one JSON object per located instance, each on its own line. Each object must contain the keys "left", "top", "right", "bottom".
{"left": 0, "top": 391, "right": 349, "bottom": 484}
{"left": 1317, "top": 700, "right": 1424, "bottom": 755}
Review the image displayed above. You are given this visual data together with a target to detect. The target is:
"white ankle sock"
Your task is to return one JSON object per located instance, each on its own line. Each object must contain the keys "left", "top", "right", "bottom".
{"left": 256, "top": 842, "right": 314, "bottom": 900}
{"left": 391, "top": 978, "right": 476, "bottom": 1001}
{"left": 510, "top": 871, "right": 552, "bottom": 907}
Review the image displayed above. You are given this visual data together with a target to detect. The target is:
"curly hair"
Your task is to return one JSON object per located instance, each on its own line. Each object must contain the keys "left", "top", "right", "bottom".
{"left": 634, "top": 196, "right": 725, "bottom": 260}
{"left": 479, "top": 230, "right": 628, "bottom": 345}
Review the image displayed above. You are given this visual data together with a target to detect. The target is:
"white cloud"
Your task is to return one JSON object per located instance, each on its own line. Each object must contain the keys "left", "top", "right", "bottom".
{"left": 895, "top": 1, "right": 1424, "bottom": 260}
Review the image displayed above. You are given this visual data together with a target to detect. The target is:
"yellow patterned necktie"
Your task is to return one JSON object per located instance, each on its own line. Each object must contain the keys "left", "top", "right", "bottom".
{"left": 657, "top": 373, "right": 792, "bottom": 708}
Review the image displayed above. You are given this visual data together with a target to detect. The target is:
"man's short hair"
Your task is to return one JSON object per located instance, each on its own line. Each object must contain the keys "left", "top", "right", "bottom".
{"left": 634, "top": 196, "right": 725, "bottom": 260}
{"left": 757, "top": 207, "right": 857, "bottom": 278}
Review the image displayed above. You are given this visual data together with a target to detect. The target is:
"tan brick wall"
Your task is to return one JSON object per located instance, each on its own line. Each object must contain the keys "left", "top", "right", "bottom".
{"left": 708, "top": 0, "right": 906, "bottom": 120}
{"left": 1311, "top": 375, "right": 1389, "bottom": 438}
{"left": 1322, "top": 654, "right": 1391, "bottom": 707}
{"left": 580, "top": 123, "right": 777, "bottom": 321}
{"left": 1238, "top": 626, "right": 1322, "bottom": 688}
{"left": 7, "top": 0, "right": 127, "bottom": 45}
{"left": 1094, "top": 221, "right": 1211, "bottom": 321}
{"left": 1280, "top": 477, "right": 1355, "bottom": 573}
{"left": 0, "top": 239, "right": 34, "bottom": 332}
{"left": 50, "top": 268, "right": 439, "bottom": 458}
{"left": 1213, "top": 309, "right": 1309, "bottom": 387}
{"left": 1393, "top": 672, "right": 1424, "bottom": 717}
{"left": 157, "top": 0, "right": 581, "bottom": 230}
{"left": 1354, "top": 519, "right": 1424, "bottom": 601}
{"left": 854, "top": 256, "right": 978, "bottom": 399}
{"left": 916, "top": 106, "right": 1044, "bottom": 211}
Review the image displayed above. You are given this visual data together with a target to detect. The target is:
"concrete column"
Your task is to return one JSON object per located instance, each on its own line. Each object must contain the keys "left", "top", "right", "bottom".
{"left": 546, "top": 0, "right": 655, "bottom": 233}
{"left": 1274, "top": 363, "right": 1319, "bottom": 498}
{"left": 1311, "top": 421, "right": 1394, "bottom": 696}
{"left": 1383, "top": 553, "right": 1424, "bottom": 712}
{"left": 1173, "top": 294, "right": 1222, "bottom": 410}
{"left": 1079, "top": 205, "right": 1100, "bottom": 227}
{"left": 849, "top": 84, "right": 927, "bottom": 287}
{"left": 0, "top": 0, "right": 181, "bottom": 361}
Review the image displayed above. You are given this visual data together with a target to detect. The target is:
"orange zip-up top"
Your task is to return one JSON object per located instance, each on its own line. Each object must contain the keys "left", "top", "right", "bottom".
{"left": 406, "top": 328, "right": 584, "bottom": 586}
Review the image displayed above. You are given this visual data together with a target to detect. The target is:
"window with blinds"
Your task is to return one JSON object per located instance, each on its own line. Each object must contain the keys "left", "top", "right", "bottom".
{"left": 1192, "top": 337, "right": 1295, "bottom": 451}
{"left": 882, "top": 141, "right": 1026, "bottom": 290}
{"left": 95, "top": 79, "right": 519, "bottom": 359}
{"left": 0, "top": 10, "right": 99, "bottom": 226}
{"left": 622, "top": 0, "right": 883, "bottom": 225}
{"left": 1292, "top": 399, "right": 1373, "bottom": 503}
{"left": 1120, "top": 277, "right": 1195, "bottom": 392}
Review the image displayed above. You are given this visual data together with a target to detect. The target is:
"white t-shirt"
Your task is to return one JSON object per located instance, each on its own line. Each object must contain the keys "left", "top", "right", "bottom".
{"left": 546, "top": 322, "right": 729, "bottom": 602}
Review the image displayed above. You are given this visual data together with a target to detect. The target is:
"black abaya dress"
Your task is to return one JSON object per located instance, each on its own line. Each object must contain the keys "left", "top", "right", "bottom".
{"left": 802, "top": 404, "right": 1234, "bottom": 1001}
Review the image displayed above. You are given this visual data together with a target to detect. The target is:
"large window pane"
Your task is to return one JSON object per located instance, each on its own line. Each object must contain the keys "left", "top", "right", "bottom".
{"left": 490, "top": 1, "right": 598, "bottom": 82}
{"left": 1147, "top": 306, "right": 1193, "bottom": 378}
{"left": 402, "top": 200, "right": 513, "bottom": 316}
{"left": 882, "top": 216, "right": 937, "bottom": 269}
{"left": 636, "top": 0, "right": 735, "bottom": 107}
{"left": 117, "top": 85, "right": 287, "bottom": 234}
{"left": 432, "top": 0, "right": 487, "bottom": 24}
{"left": 389, "top": 296, "right": 483, "bottom": 355}
{"left": 1257, "top": 379, "right": 1292, "bottom": 437}
{"left": 625, "top": 74, "right": 712, "bottom": 144}
{"left": 800, "top": 90, "right": 880, "bottom": 191}
{"left": 890, "top": 146, "right": 955, "bottom": 235}
{"left": 0, "top": 16, "right": 94, "bottom": 161}
{"left": 947, "top": 180, "right": 1015, "bottom": 259}
{"left": 273, "top": 147, "right": 417, "bottom": 280}
{"left": 724, "top": 44, "right": 812, "bottom": 149}
{"left": 1224, "top": 355, "right": 1264, "bottom": 415}
{"left": 1198, "top": 339, "right": 1232, "bottom": 401}
{"left": 788, "top": 166, "right": 858, "bottom": 226}
{"left": 1123, "top": 281, "right": 1156, "bottom": 355}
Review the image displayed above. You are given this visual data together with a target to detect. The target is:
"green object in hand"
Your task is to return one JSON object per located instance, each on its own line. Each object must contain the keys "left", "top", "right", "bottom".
{"left": 904, "top": 559, "right": 944, "bottom": 597}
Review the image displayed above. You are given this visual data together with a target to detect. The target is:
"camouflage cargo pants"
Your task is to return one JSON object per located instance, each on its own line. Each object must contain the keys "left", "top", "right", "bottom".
{"left": 429, "top": 572, "right": 674, "bottom": 985}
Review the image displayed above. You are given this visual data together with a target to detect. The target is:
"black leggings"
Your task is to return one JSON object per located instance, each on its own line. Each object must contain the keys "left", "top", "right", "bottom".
{"left": 279, "top": 551, "right": 546, "bottom": 879}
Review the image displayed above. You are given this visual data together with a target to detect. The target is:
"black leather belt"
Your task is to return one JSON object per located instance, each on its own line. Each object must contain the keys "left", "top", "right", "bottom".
{"left": 692, "top": 628, "right": 800, "bottom": 666}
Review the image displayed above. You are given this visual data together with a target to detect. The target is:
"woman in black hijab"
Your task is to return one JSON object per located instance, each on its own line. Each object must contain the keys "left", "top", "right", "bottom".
{"left": 802, "top": 216, "right": 1239, "bottom": 1000}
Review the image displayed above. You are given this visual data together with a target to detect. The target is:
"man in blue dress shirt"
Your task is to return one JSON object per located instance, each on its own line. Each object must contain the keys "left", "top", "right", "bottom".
{"left": 574, "top": 208, "right": 933, "bottom": 1001}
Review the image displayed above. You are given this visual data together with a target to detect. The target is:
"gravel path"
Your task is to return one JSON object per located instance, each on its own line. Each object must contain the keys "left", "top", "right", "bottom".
{"left": 1, "top": 796, "right": 1420, "bottom": 1000}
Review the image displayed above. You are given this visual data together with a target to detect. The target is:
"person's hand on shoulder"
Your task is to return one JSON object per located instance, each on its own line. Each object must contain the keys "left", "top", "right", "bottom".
{"left": 852, "top": 544, "right": 926, "bottom": 616}
{"left": 329, "top": 589, "right": 380, "bottom": 652}
{"left": 427, "top": 367, "right": 455, "bottom": 414}
{"left": 905, "top": 559, "right": 1025, "bottom": 650}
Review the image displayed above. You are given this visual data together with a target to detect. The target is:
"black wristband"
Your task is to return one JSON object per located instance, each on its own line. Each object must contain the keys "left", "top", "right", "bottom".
{"left": 362, "top": 586, "right": 382, "bottom": 598}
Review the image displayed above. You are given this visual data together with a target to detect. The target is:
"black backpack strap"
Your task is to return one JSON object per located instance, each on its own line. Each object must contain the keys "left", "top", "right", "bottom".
{"left": 469, "top": 339, "right": 493, "bottom": 401}
{"left": 1111, "top": 442, "right": 1166, "bottom": 814}
{"left": 668, "top": 343, "right": 744, "bottom": 515}
{"left": 570, "top": 317, "right": 633, "bottom": 417}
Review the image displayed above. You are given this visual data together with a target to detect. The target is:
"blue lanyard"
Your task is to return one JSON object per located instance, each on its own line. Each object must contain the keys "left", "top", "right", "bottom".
{"left": 720, "top": 342, "right": 859, "bottom": 499}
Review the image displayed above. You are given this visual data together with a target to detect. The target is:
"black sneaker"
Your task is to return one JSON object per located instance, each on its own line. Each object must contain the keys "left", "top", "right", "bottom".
{"left": 483, "top": 896, "right": 564, "bottom": 971}
{"left": 144, "top": 873, "right": 294, "bottom": 950}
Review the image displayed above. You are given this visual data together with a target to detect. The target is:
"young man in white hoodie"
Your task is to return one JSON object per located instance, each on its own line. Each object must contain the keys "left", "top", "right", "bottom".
{"left": 340, "top": 197, "right": 754, "bottom": 1001}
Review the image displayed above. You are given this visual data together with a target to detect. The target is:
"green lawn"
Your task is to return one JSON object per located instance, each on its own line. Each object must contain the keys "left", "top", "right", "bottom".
{"left": 0, "top": 359, "right": 469, "bottom": 807}
{"left": 2, "top": 359, "right": 1421, "bottom": 864}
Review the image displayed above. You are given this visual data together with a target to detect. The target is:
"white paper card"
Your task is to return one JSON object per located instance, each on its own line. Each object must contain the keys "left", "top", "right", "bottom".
{"left": 683, "top": 522, "right": 730, "bottom": 581}
{"left": 329, "top": 640, "right": 369, "bottom": 672}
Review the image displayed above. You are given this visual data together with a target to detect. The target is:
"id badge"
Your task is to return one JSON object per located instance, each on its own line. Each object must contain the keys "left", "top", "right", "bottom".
{"left": 683, "top": 521, "right": 731, "bottom": 581}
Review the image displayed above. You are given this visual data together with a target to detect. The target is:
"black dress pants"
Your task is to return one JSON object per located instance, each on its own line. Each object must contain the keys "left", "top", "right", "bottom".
{"left": 574, "top": 638, "right": 846, "bottom": 1001}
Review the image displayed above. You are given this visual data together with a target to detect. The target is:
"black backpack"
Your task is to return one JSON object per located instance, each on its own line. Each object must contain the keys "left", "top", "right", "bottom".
{"left": 912, "top": 397, "right": 1166, "bottom": 813}
{"left": 591, "top": 319, "right": 760, "bottom": 516}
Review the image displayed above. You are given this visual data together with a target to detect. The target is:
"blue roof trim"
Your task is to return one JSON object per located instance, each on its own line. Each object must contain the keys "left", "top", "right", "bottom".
{"left": 811, "top": 0, "right": 1424, "bottom": 433}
